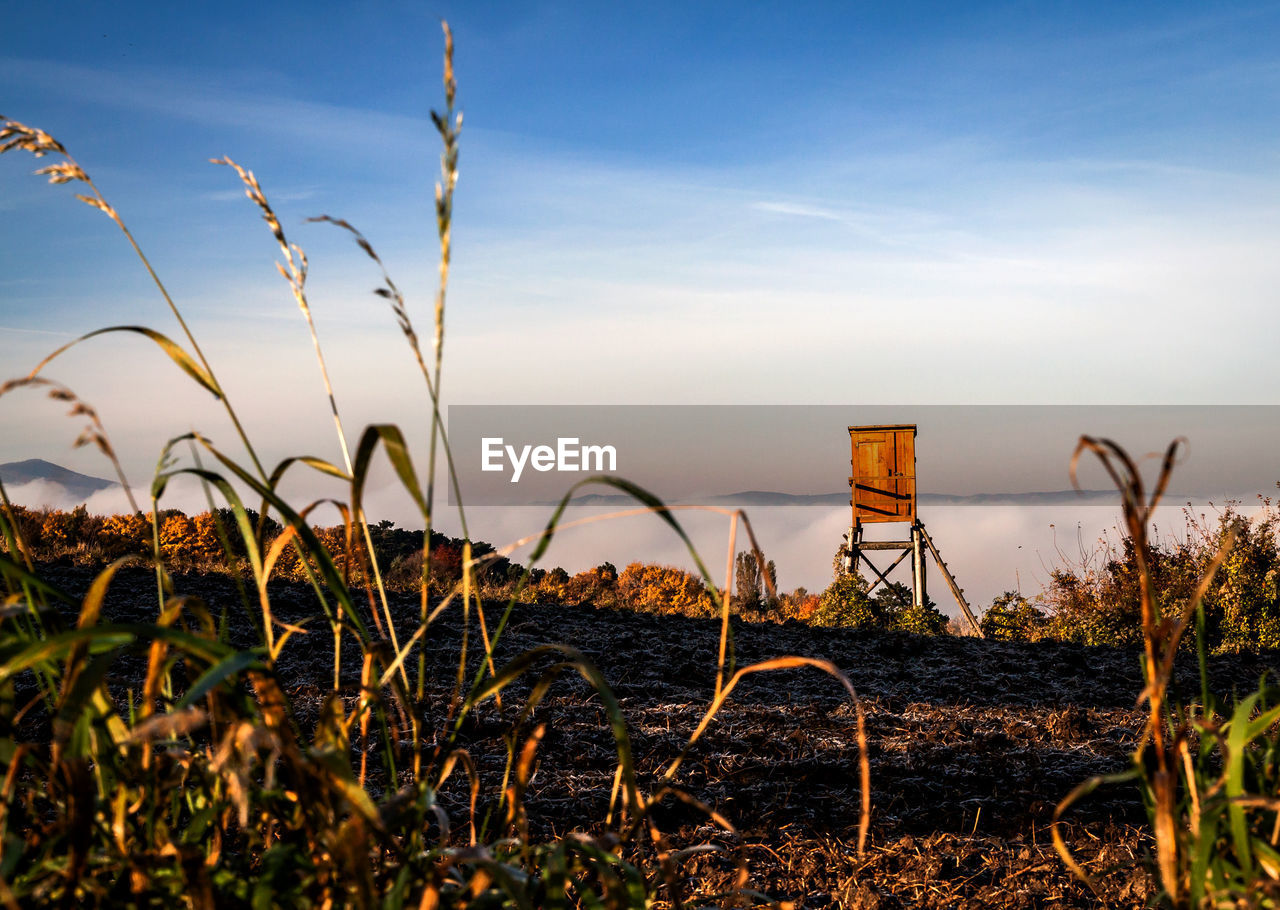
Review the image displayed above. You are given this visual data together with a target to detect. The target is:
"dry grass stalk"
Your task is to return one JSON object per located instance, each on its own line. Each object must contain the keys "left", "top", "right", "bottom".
{"left": 1, "top": 23, "right": 878, "bottom": 907}
{"left": 1054, "top": 436, "right": 1237, "bottom": 905}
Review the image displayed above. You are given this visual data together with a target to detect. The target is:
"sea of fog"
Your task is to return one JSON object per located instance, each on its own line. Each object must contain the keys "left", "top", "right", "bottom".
{"left": 10, "top": 475, "right": 1258, "bottom": 618}
{"left": 431, "top": 500, "right": 1244, "bottom": 615}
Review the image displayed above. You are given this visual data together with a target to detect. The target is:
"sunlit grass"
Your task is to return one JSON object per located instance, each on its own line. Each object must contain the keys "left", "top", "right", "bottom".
{"left": 0, "top": 24, "right": 869, "bottom": 908}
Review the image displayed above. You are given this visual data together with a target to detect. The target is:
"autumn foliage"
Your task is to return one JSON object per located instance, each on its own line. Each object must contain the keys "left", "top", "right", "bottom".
{"left": 8, "top": 504, "right": 883, "bottom": 629}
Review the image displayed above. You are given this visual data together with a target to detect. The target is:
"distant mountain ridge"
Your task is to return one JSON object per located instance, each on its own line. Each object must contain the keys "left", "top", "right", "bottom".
{"left": 0, "top": 459, "right": 118, "bottom": 502}
{"left": 548, "top": 489, "right": 1134, "bottom": 508}
{"left": 0, "top": 460, "right": 1174, "bottom": 510}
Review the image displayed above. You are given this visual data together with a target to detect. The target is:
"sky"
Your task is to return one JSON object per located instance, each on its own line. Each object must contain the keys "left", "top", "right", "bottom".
{"left": 4, "top": 1, "right": 1280, "bottom": 597}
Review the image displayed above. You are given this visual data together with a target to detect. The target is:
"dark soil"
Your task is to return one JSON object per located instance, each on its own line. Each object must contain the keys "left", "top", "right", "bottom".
{"left": 35, "top": 566, "right": 1280, "bottom": 908}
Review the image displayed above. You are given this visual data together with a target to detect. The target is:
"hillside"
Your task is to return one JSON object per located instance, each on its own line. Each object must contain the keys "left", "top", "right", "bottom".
{"left": 0, "top": 459, "right": 116, "bottom": 502}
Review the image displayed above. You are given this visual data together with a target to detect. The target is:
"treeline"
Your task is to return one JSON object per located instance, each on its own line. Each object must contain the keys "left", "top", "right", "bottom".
{"left": 9, "top": 500, "right": 1280, "bottom": 649}
{"left": 0, "top": 504, "right": 816, "bottom": 620}
{"left": 6, "top": 503, "right": 516, "bottom": 592}
{"left": 978, "top": 501, "right": 1280, "bottom": 653}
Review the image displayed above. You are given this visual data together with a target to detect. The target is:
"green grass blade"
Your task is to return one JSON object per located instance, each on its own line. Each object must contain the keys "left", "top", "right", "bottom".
{"left": 176, "top": 649, "right": 268, "bottom": 710}
{"left": 1225, "top": 691, "right": 1261, "bottom": 877}
{"left": 352, "top": 424, "right": 427, "bottom": 519}
{"left": 184, "top": 437, "right": 369, "bottom": 640}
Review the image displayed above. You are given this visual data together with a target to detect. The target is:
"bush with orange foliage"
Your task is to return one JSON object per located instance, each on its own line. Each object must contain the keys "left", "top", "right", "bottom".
{"left": 158, "top": 512, "right": 198, "bottom": 564}
{"left": 1, "top": 504, "right": 43, "bottom": 552}
{"left": 778, "top": 589, "right": 821, "bottom": 623}
{"left": 100, "top": 511, "right": 150, "bottom": 559}
{"left": 191, "top": 512, "right": 223, "bottom": 562}
{"left": 562, "top": 563, "right": 618, "bottom": 607}
{"left": 616, "top": 561, "right": 716, "bottom": 618}
{"left": 40, "top": 505, "right": 91, "bottom": 552}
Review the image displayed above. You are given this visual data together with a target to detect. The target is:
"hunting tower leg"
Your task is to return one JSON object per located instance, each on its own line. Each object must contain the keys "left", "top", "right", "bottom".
{"left": 910, "top": 521, "right": 927, "bottom": 610}
{"left": 843, "top": 521, "right": 863, "bottom": 575}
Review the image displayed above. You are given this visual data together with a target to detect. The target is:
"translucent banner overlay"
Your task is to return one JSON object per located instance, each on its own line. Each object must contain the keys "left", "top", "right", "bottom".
{"left": 447, "top": 405, "right": 1280, "bottom": 508}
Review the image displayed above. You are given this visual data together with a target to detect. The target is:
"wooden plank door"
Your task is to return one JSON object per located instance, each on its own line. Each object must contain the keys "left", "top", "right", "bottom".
{"left": 850, "top": 427, "right": 916, "bottom": 523}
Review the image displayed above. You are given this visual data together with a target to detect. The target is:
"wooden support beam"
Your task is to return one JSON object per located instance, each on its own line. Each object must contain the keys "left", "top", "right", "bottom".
{"left": 857, "top": 540, "right": 914, "bottom": 551}
{"left": 919, "top": 523, "right": 983, "bottom": 637}
{"left": 863, "top": 546, "right": 911, "bottom": 595}
{"left": 855, "top": 550, "right": 900, "bottom": 597}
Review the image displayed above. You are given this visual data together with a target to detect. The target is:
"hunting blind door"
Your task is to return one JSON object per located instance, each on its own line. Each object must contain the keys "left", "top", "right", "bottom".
{"left": 849, "top": 424, "right": 917, "bottom": 524}
{"left": 844, "top": 423, "right": 983, "bottom": 636}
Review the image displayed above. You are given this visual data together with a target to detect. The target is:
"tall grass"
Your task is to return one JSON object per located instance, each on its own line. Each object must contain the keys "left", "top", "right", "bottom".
{"left": 1053, "top": 437, "right": 1280, "bottom": 907}
{"left": 0, "top": 24, "right": 869, "bottom": 908}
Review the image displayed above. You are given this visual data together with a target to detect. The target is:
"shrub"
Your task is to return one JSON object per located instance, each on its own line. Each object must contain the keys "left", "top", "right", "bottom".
{"left": 812, "top": 576, "right": 950, "bottom": 635}
{"left": 981, "top": 590, "right": 1047, "bottom": 641}
{"left": 563, "top": 562, "right": 619, "bottom": 606}
{"left": 812, "top": 573, "right": 879, "bottom": 629}
{"left": 100, "top": 511, "right": 150, "bottom": 559}
{"left": 39, "top": 504, "right": 91, "bottom": 552}
{"left": 893, "top": 599, "right": 950, "bottom": 636}
{"left": 1208, "top": 506, "right": 1280, "bottom": 651}
{"left": 777, "top": 587, "right": 820, "bottom": 623}
{"left": 616, "top": 561, "right": 717, "bottom": 617}
{"left": 158, "top": 510, "right": 199, "bottom": 564}
{"left": 1042, "top": 502, "right": 1280, "bottom": 652}
{"left": 1054, "top": 439, "right": 1280, "bottom": 906}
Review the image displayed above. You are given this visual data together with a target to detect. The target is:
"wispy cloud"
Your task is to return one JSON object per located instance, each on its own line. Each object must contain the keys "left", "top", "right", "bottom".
{"left": 751, "top": 201, "right": 844, "bottom": 221}
{"left": 0, "top": 56, "right": 428, "bottom": 150}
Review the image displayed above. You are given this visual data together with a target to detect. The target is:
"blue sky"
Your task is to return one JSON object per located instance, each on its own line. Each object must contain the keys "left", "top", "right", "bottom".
{"left": 4, "top": 1, "right": 1280, "bottom": 491}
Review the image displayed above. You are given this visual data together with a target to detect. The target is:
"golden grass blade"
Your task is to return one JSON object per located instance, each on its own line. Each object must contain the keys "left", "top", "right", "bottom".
{"left": 467, "top": 644, "right": 644, "bottom": 817}
{"left": 0, "top": 551, "right": 75, "bottom": 606}
{"left": 658, "top": 655, "right": 872, "bottom": 855}
{"left": 123, "top": 708, "right": 208, "bottom": 744}
{"left": 436, "top": 749, "right": 481, "bottom": 846}
{"left": 214, "top": 158, "right": 353, "bottom": 472}
{"left": 3, "top": 118, "right": 267, "bottom": 479}
{"left": 0, "top": 626, "right": 134, "bottom": 688}
{"left": 378, "top": 620, "right": 430, "bottom": 689}
{"left": 180, "top": 436, "right": 369, "bottom": 640}
{"left": 1051, "top": 768, "right": 1140, "bottom": 897}
{"left": 717, "top": 514, "right": 739, "bottom": 700}
{"left": 27, "top": 326, "right": 221, "bottom": 399}
{"left": 0, "top": 478, "right": 35, "bottom": 573}
{"left": 646, "top": 785, "right": 738, "bottom": 836}
{"left": 1153, "top": 527, "right": 1234, "bottom": 690}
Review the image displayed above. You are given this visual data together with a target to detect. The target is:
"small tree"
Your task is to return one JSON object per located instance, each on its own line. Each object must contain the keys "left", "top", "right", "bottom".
{"left": 812, "top": 573, "right": 879, "bottom": 629}
{"left": 731, "top": 550, "right": 778, "bottom": 618}
{"left": 870, "top": 581, "right": 948, "bottom": 635}
{"left": 980, "top": 590, "right": 1046, "bottom": 641}
{"left": 733, "top": 550, "right": 762, "bottom": 612}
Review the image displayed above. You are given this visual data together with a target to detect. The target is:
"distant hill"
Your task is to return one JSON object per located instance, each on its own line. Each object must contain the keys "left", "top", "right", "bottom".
{"left": 551, "top": 489, "right": 1129, "bottom": 508}
{"left": 0, "top": 459, "right": 118, "bottom": 503}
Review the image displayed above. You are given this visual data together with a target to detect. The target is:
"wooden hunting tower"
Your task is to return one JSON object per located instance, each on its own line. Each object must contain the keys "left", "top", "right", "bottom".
{"left": 845, "top": 424, "right": 983, "bottom": 636}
